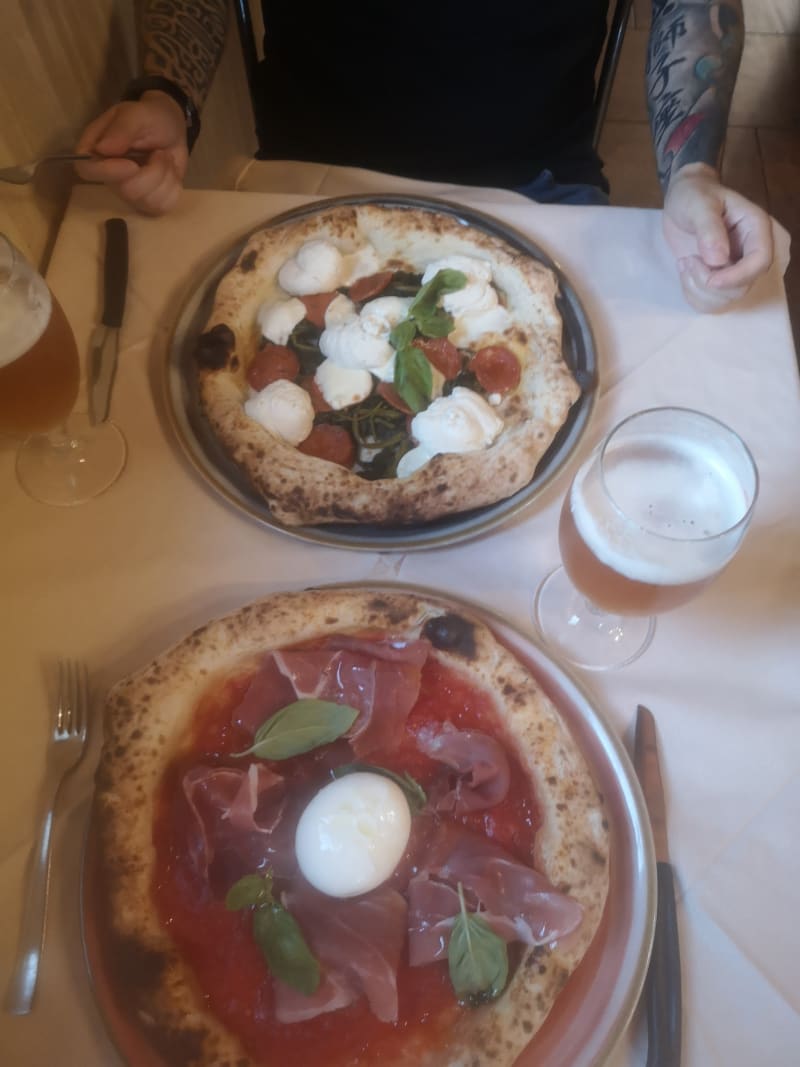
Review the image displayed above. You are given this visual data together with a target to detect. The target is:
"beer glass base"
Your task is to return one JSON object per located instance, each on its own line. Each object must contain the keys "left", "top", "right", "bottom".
{"left": 533, "top": 566, "right": 656, "bottom": 671}
{"left": 16, "top": 414, "right": 127, "bottom": 506}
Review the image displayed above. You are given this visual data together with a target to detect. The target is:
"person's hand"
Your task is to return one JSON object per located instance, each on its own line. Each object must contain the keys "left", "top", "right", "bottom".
{"left": 74, "top": 92, "right": 189, "bottom": 215}
{"left": 662, "top": 162, "right": 773, "bottom": 312}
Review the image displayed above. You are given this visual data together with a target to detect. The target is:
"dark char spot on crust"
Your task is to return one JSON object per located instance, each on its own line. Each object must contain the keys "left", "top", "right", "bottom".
{"left": 195, "top": 323, "right": 236, "bottom": 371}
{"left": 239, "top": 250, "right": 258, "bottom": 272}
{"left": 422, "top": 613, "right": 477, "bottom": 659}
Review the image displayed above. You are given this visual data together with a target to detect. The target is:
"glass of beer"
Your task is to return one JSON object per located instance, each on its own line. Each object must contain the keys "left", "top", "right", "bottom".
{"left": 533, "top": 407, "right": 758, "bottom": 670}
{"left": 0, "top": 233, "right": 126, "bottom": 505}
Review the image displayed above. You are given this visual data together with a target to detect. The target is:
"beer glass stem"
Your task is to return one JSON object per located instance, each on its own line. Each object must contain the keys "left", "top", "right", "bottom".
{"left": 15, "top": 413, "right": 127, "bottom": 507}
{"left": 533, "top": 566, "right": 657, "bottom": 671}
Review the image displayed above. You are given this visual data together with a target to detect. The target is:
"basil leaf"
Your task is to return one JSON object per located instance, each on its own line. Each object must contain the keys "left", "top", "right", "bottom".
{"left": 389, "top": 318, "right": 417, "bottom": 351}
{"left": 408, "top": 268, "right": 467, "bottom": 320}
{"left": 448, "top": 883, "right": 509, "bottom": 1005}
{"left": 253, "top": 903, "right": 321, "bottom": 996}
{"left": 413, "top": 306, "right": 454, "bottom": 339}
{"left": 333, "top": 762, "right": 427, "bottom": 812}
{"left": 394, "top": 346, "right": 433, "bottom": 413}
{"left": 225, "top": 873, "right": 274, "bottom": 911}
{"left": 234, "top": 699, "right": 360, "bottom": 760}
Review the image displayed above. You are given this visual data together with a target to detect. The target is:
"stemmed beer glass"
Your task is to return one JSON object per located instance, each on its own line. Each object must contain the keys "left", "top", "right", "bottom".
{"left": 0, "top": 233, "right": 125, "bottom": 505}
{"left": 534, "top": 407, "right": 758, "bottom": 670}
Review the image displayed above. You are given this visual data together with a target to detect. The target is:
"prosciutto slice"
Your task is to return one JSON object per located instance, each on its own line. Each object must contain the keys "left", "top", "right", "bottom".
{"left": 274, "top": 884, "right": 407, "bottom": 1024}
{"left": 407, "top": 824, "right": 583, "bottom": 966}
{"left": 415, "top": 722, "right": 511, "bottom": 813}
{"left": 273, "top": 635, "right": 430, "bottom": 756}
{"left": 182, "top": 762, "right": 294, "bottom": 889}
{"left": 230, "top": 654, "right": 298, "bottom": 734}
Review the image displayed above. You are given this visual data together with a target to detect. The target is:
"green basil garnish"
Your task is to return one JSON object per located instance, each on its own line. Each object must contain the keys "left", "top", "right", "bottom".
{"left": 333, "top": 762, "right": 427, "bottom": 813}
{"left": 233, "top": 698, "right": 359, "bottom": 760}
{"left": 448, "top": 882, "right": 509, "bottom": 1006}
{"left": 227, "top": 873, "right": 321, "bottom": 996}
{"left": 394, "top": 345, "right": 433, "bottom": 413}
{"left": 225, "top": 872, "right": 274, "bottom": 910}
{"left": 253, "top": 904, "right": 321, "bottom": 995}
{"left": 389, "top": 318, "right": 417, "bottom": 351}
{"left": 408, "top": 268, "right": 467, "bottom": 321}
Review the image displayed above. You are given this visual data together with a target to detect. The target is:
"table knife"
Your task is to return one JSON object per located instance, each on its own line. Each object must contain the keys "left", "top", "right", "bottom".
{"left": 635, "top": 704, "right": 682, "bottom": 1067}
{"left": 88, "top": 218, "right": 128, "bottom": 424}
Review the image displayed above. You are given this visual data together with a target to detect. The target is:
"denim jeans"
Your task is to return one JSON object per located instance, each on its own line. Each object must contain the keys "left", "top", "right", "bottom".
{"left": 515, "top": 169, "right": 610, "bottom": 206}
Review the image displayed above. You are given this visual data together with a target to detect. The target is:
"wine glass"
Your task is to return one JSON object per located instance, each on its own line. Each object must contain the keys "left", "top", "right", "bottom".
{"left": 533, "top": 406, "right": 759, "bottom": 671}
{"left": 0, "top": 232, "right": 126, "bottom": 505}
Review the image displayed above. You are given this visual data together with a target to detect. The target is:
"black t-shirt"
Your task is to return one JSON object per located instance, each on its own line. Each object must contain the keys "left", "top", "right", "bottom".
{"left": 254, "top": 1, "right": 610, "bottom": 190}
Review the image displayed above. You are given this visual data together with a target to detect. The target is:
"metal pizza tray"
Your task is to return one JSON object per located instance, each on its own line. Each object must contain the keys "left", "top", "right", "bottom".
{"left": 80, "top": 581, "right": 654, "bottom": 1067}
{"left": 163, "top": 195, "right": 598, "bottom": 550}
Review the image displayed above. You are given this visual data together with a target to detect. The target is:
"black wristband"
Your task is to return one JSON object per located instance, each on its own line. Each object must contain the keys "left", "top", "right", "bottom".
{"left": 122, "top": 75, "right": 201, "bottom": 153}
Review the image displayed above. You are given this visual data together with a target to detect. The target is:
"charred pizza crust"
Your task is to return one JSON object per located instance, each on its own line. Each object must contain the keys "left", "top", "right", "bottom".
{"left": 195, "top": 202, "right": 580, "bottom": 526}
{"left": 94, "top": 588, "right": 609, "bottom": 1067}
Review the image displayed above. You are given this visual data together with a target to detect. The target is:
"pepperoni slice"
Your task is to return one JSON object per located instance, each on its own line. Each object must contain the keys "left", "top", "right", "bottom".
{"left": 299, "top": 375, "right": 332, "bottom": 413}
{"left": 297, "top": 424, "right": 357, "bottom": 468}
{"left": 376, "top": 381, "right": 414, "bottom": 415}
{"left": 412, "top": 337, "right": 462, "bottom": 380}
{"left": 246, "top": 345, "right": 300, "bottom": 391}
{"left": 300, "top": 292, "right": 337, "bottom": 328}
{"left": 471, "top": 345, "right": 521, "bottom": 394}
{"left": 348, "top": 271, "right": 394, "bottom": 303}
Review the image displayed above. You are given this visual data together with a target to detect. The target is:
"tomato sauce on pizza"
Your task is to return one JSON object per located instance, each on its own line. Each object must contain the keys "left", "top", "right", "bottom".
{"left": 152, "top": 653, "right": 539, "bottom": 1065}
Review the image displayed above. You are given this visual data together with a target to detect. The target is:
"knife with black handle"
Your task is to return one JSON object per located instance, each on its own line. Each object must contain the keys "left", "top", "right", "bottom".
{"left": 88, "top": 217, "right": 128, "bottom": 424}
{"left": 635, "top": 704, "right": 682, "bottom": 1067}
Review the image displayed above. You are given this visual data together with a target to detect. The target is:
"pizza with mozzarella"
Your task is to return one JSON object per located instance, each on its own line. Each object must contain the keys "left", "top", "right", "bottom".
{"left": 91, "top": 587, "right": 609, "bottom": 1067}
{"left": 194, "top": 200, "right": 581, "bottom": 526}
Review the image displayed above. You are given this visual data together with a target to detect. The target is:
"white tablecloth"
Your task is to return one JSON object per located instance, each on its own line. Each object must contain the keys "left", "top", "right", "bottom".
{"left": 1, "top": 173, "right": 798, "bottom": 1067}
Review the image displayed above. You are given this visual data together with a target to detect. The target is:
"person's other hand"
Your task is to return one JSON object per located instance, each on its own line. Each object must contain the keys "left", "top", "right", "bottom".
{"left": 74, "top": 92, "right": 189, "bottom": 215}
{"left": 663, "top": 162, "right": 773, "bottom": 312}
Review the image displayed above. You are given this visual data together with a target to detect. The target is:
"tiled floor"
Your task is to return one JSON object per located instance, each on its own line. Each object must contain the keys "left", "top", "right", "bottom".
{"left": 598, "top": 1, "right": 799, "bottom": 352}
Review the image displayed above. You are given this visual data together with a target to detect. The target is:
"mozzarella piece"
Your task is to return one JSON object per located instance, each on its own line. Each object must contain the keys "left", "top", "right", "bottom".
{"left": 278, "top": 239, "right": 381, "bottom": 296}
{"left": 324, "top": 293, "right": 357, "bottom": 327}
{"left": 421, "top": 254, "right": 512, "bottom": 347}
{"left": 396, "top": 445, "right": 433, "bottom": 478}
{"left": 315, "top": 359, "right": 373, "bottom": 409}
{"left": 320, "top": 294, "right": 413, "bottom": 375}
{"left": 450, "top": 304, "right": 512, "bottom": 347}
{"left": 243, "top": 379, "right": 314, "bottom": 445}
{"left": 411, "top": 386, "right": 503, "bottom": 455}
{"left": 360, "top": 296, "right": 412, "bottom": 340}
{"left": 278, "top": 239, "right": 344, "bottom": 296}
{"left": 257, "top": 297, "right": 306, "bottom": 345}
{"left": 294, "top": 773, "right": 412, "bottom": 898}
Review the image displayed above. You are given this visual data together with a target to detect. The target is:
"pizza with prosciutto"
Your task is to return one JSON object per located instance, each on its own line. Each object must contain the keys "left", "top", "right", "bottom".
{"left": 194, "top": 201, "right": 580, "bottom": 526}
{"left": 92, "top": 588, "right": 609, "bottom": 1067}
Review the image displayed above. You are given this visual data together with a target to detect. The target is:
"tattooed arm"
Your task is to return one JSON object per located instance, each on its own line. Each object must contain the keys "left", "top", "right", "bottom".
{"left": 75, "top": 0, "right": 229, "bottom": 214}
{"left": 646, "top": 1, "right": 772, "bottom": 310}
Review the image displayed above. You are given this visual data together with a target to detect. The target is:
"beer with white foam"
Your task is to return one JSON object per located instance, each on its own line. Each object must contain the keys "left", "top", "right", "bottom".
{"left": 558, "top": 410, "right": 758, "bottom": 616}
{"left": 0, "top": 237, "right": 80, "bottom": 435}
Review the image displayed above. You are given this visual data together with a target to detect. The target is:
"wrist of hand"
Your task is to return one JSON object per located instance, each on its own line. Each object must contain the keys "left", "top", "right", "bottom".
{"left": 668, "top": 161, "right": 721, "bottom": 190}
{"left": 140, "top": 90, "right": 189, "bottom": 146}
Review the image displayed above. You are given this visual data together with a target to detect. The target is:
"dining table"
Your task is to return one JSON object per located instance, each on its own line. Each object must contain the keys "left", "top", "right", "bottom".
{"left": 1, "top": 166, "right": 799, "bottom": 1067}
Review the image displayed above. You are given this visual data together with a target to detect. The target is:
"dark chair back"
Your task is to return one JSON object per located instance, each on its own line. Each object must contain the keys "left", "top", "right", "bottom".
{"left": 233, "top": 0, "right": 635, "bottom": 158}
{"left": 593, "top": 0, "right": 635, "bottom": 149}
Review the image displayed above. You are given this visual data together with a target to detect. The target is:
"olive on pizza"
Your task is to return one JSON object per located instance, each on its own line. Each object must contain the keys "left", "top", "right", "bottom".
{"left": 195, "top": 203, "right": 580, "bottom": 526}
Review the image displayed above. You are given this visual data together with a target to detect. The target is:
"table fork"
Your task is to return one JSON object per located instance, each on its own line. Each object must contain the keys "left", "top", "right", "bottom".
{"left": 0, "top": 151, "right": 147, "bottom": 185}
{"left": 5, "top": 660, "right": 89, "bottom": 1015}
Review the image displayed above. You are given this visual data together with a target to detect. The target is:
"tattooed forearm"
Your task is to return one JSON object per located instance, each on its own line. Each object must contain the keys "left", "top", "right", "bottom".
{"left": 141, "top": 0, "right": 229, "bottom": 112}
{"left": 646, "top": 1, "right": 744, "bottom": 188}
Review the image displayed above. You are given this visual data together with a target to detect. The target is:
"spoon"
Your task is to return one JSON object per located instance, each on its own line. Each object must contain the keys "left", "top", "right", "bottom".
{"left": 0, "top": 151, "right": 148, "bottom": 185}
